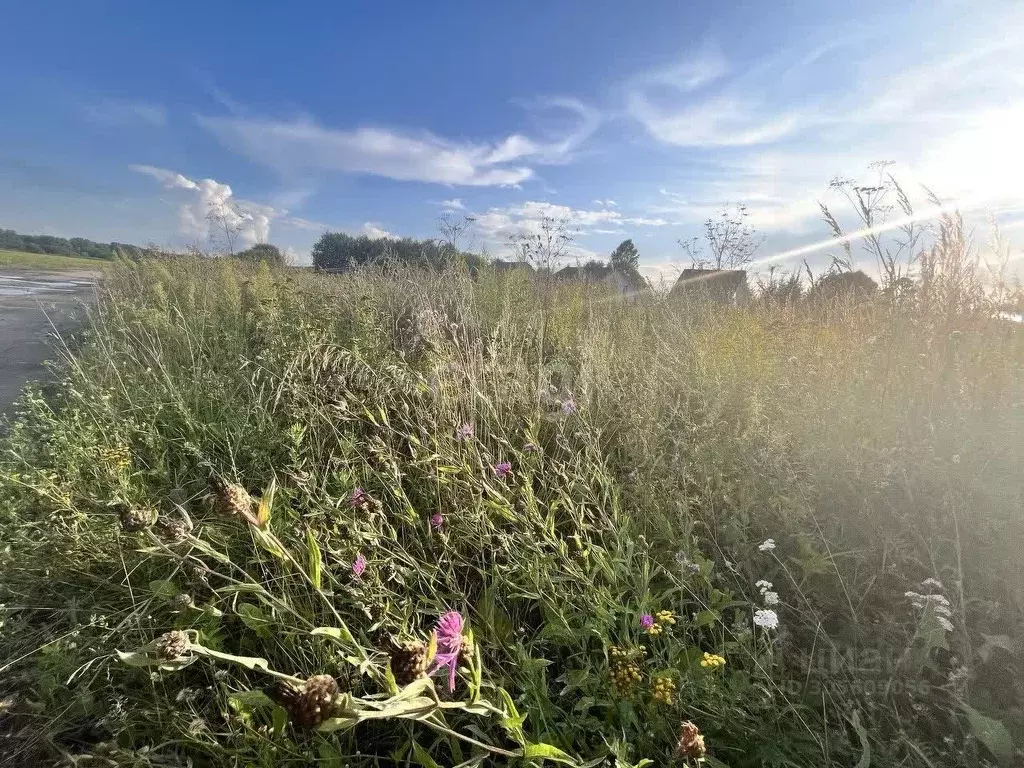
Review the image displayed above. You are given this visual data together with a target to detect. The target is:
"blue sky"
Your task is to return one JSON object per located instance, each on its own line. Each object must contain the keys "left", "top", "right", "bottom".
{"left": 2, "top": 0, "right": 1023, "bottom": 278}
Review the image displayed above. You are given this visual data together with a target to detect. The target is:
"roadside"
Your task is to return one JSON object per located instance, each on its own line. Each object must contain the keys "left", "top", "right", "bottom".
{"left": 0, "top": 269, "right": 98, "bottom": 416}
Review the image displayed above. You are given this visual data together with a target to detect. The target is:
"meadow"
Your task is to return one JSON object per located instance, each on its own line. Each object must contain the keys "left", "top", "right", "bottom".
{"left": 0, "top": 255, "right": 1021, "bottom": 767}
{"left": 0, "top": 248, "right": 109, "bottom": 272}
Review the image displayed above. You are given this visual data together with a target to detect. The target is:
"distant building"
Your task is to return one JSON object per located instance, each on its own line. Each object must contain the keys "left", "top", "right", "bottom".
{"left": 490, "top": 259, "right": 533, "bottom": 273}
{"left": 556, "top": 262, "right": 640, "bottom": 295}
{"left": 670, "top": 268, "right": 750, "bottom": 304}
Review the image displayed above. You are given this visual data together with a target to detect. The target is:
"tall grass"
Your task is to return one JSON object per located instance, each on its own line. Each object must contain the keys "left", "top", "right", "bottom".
{"left": 0, "top": 256, "right": 1021, "bottom": 767}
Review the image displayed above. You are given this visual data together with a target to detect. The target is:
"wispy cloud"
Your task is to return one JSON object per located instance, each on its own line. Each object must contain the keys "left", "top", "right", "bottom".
{"left": 83, "top": 99, "right": 167, "bottom": 127}
{"left": 361, "top": 222, "right": 396, "bottom": 239}
{"left": 440, "top": 198, "right": 465, "bottom": 210}
{"left": 196, "top": 99, "right": 598, "bottom": 188}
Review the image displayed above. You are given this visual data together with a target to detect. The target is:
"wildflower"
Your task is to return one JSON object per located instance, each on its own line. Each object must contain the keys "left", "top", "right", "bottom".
{"left": 430, "top": 513, "right": 444, "bottom": 530}
{"left": 640, "top": 614, "right": 655, "bottom": 630}
{"left": 700, "top": 652, "right": 726, "bottom": 669}
{"left": 494, "top": 461, "right": 512, "bottom": 479}
{"left": 676, "top": 721, "right": 707, "bottom": 760}
{"left": 686, "top": 562, "right": 700, "bottom": 575}
{"left": 651, "top": 675, "right": 676, "bottom": 704}
{"left": 561, "top": 398, "right": 577, "bottom": 415}
{"left": 937, "top": 616, "right": 955, "bottom": 633}
{"left": 609, "top": 646, "right": 643, "bottom": 695}
{"left": 921, "top": 577, "right": 944, "bottom": 591}
{"left": 429, "top": 611, "right": 467, "bottom": 692}
{"left": 755, "top": 579, "right": 773, "bottom": 591}
{"left": 656, "top": 610, "right": 676, "bottom": 626}
{"left": 350, "top": 487, "right": 369, "bottom": 508}
{"left": 758, "top": 538, "right": 776, "bottom": 553}
{"left": 172, "top": 593, "right": 195, "bottom": 612}
{"left": 456, "top": 422, "right": 474, "bottom": 440}
{"left": 951, "top": 454, "right": 961, "bottom": 464}
{"left": 753, "top": 609, "right": 779, "bottom": 629}
{"left": 763, "top": 591, "right": 780, "bottom": 606}
{"left": 523, "top": 441, "right": 539, "bottom": 453}
{"left": 352, "top": 553, "right": 367, "bottom": 578}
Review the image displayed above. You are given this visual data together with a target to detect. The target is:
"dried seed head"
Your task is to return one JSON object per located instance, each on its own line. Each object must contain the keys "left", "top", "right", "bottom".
{"left": 389, "top": 640, "right": 428, "bottom": 686}
{"left": 676, "top": 721, "right": 706, "bottom": 760}
{"left": 160, "top": 517, "right": 190, "bottom": 542}
{"left": 153, "top": 630, "right": 191, "bottom": 660}
{"left": 290, "top": 675, "right": 340, "bottom": 728}
{"left": 209, "top": 478, "right": 253, "bottom": 520}
{"left": 172, "top": 593, "right": 195, "bottom": 612}
{"left": 119, "top": 505, "right": 158, "bottom": 533}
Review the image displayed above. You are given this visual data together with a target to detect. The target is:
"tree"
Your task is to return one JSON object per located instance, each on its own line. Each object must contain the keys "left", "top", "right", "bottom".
{"left": 610, "top": 239, "right": 639, "bottom": 272}
{"left": 808, "top": 270, "right": 879, "bottom": 303}
{"left": 236, "top": 243, "right": 286, "bottom": 266}
{"left": 678, "top": 204, "right": 764, "bottom": 270}
{"left": 508, "top": 216, "right": 577, "bottom": 273}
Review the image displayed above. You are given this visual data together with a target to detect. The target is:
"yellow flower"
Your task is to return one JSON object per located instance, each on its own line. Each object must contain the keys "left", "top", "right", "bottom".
{"left": 699, "top": 652, "right": 726, "bottom": 669}
{"left": 647, "top": 623, "right": 664, "bottom": 636}
{"left": 651, "top": 675, "right": 676, "bottom": 704}
{"left": 656, "top": 610, "right": 676, "bottom": 625}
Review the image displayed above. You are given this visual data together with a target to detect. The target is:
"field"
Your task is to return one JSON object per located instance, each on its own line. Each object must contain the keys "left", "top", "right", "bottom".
{"left": 0, "top": 256, "right": 1021, "bottom": 767}
{"left": 0, "top": 248, "right": 109, "bottom": 271}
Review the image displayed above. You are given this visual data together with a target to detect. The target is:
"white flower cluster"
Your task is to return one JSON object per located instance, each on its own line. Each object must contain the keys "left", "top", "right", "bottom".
{"left": 757, "top": 538, "right": 776, "bottom": 553}
{"left": 753, "top": 580, "right": 780, "bottom": 629}
{"left": 905, "top": 578, "right": 954, "bottom": 632}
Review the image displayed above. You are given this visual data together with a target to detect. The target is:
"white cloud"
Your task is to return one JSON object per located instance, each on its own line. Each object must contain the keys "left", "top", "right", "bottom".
{"left": 440, "top": 198, "right": 465, "bottom": 210}
{"left": 83, "top": 99, "right": 167, "bottom": 127}
{"left": 130, "top": 164, "right": 276, "bottom": 248}
{"left": 361, "top": 222, "right": 396, "bottom": 240}
{"left": 197, "top": 99, "right": 598, "bottom": 188}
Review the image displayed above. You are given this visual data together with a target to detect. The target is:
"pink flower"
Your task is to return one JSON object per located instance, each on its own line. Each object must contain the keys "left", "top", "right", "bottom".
{"left": 352, "top": 553, "right": 367, "bottom": 577}
{"left": 350, "top": 487, "right": 368, "bottom": 508}
{"left": 429, "top": 611, "right": 465, "bottom": 691}
{"left": 494, "top": 461, "right": 512, "bottom": 479}
{"left": 561, "top": 398, "right": 577, "bottom": 415}
{"left": 640, "top": 614, "right": 655, "bottom": 630}
{"left": 456, "top": 422, "right": 474, "bottom": 440}
{"left": 430, "top": 513, "right": 444, "bottom": 530}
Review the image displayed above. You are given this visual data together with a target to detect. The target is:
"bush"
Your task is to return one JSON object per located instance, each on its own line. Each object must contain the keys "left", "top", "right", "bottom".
{"left": 0, "top": 257, "right": 1021, "bottom": 766}
{"left": 236, "top": 242, "right": 286, "bottom": 266}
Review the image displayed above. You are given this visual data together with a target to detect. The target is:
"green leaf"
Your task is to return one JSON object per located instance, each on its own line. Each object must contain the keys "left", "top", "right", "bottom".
{"left": 250, "top": 525, "right": 286, "bottom": 560}
{"left": 692, "top": 609, "right": 719, "bottom": 628}
{"left": 311, "top": 625, "right": 356, "bottom": 646}
{"left": 229, "top": 690, "right": 274, "bottom": 712}
{"left": 521, "top": 742, "right": 577, "bottom": 764}
{"left": 256, "top": 477, "right": 275, "bottom": 527}
{"left": 850, "top": 710, "right": 871, "bottom": 768}
{"left": 237, "top": 603, "right": 272, "bottom": 638}
{"left": 115, "top": 649, "right": 197, "bottom": 672}
{"left": 149, "top": 579, "right": 178, "bottom": 598}
{"left": 190, "top": 643, "right": 272, "bottom": 673}
{"left": 411, "top": 741, "right": 443, "bottom": 768}
{"left": 962, "top": 703, "right": 1014, "bottom": 766}
{"left": 306, "top": 528, "right": 323, "bottom": 590}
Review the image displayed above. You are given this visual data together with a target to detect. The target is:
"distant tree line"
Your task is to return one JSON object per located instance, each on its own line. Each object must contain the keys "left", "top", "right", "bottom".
{"left": 0, "top": 227, "right": 150, "bottom": 260}
{"left": 311, "top": 231, "right": 485, "bottom": 272}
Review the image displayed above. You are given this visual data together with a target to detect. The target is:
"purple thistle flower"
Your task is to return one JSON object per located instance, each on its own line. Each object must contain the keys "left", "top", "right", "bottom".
{"left": 350, "top": 487, "right": 368, "bottom": 508}
{"left": 456, "top": 422, "right": 474, "bottom": 440}
{"left": 429, "top": 611, "right": 465, "bottom": 691}
{"left": 561, "top": 398, "right": 577, "bottom": 415}
{"left": 494, "top": 461, "right": 512, "bottom": 479}
{"left": 430, "top": 513, "right": 444, "bottom": 530}
{"left": 352, "top": 553, "right": 367, "bottom": 577}
{"left": 640, "top": 613, "right": 655, "bottom": 630}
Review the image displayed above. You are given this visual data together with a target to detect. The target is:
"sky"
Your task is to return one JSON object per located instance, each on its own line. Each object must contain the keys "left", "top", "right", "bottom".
{"left": 1, "top": 0, "right": 1023, "bottom": 280}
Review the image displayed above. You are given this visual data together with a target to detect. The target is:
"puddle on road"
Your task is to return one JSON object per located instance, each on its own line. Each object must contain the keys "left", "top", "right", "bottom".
{"left": 0, "top": 275, "right": 93, "bottom": 296}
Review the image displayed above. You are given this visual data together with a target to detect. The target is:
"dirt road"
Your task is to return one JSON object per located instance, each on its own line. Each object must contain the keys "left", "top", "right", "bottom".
{"left": 0, "top": 270, "right": 97, "bottom": 413}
